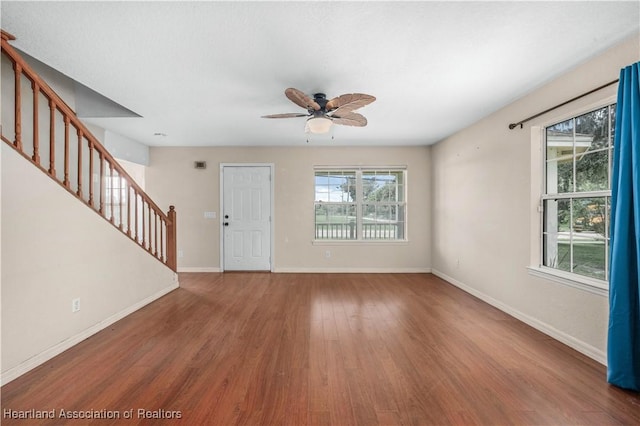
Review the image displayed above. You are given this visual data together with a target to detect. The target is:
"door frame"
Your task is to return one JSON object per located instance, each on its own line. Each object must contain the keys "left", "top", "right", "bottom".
{"left": 219, "top": 163, "right": 275, "bottom": 272}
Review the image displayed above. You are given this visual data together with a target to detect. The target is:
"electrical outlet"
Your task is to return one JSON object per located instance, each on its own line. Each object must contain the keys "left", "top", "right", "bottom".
{"left": 325, "top": 250, "right": 331, "bottom": 258}
{"left": 178, "top": 250, "right": 184, "bottom": 258}
{"left": 72, "top": 298, "right": 80, "bottom": 313}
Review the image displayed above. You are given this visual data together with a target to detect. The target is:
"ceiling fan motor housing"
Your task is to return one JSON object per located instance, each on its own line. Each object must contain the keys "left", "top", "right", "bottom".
{"left": 312, "top": 93, "right": 328, "bottom": 111}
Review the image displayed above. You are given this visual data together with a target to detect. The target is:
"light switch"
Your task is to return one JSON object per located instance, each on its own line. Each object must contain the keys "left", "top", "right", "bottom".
{"left": 204, "top": 211, "right": 216, "bottom": 219}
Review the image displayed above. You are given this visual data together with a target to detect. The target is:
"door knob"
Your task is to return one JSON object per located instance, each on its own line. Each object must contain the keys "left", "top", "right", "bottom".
{"left": 224, "top": 214, "right": 229, "bottom": 219}
{"left": 224, "top": 222, "right": 229, "bottom": 226}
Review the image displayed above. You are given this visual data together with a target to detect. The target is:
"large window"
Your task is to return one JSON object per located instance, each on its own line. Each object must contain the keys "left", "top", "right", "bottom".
{"left": 314, "top": 168, "right": 406, "bottom": 241}
{"left": 542, "top": 104, "right": 615, "bottom": 283}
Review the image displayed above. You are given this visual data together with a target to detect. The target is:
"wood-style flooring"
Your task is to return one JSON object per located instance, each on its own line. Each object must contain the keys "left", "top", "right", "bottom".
{"left": 2, "top": 273, "right": 639, "bottom": 425}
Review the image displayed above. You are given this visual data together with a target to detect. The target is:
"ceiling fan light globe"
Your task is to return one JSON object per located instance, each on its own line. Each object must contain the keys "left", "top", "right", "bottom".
{"left": 306, "top": 117, "right": 333, "bottom": 134}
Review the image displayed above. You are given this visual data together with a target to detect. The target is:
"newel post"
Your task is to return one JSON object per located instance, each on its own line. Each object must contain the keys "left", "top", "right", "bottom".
{"left": 167, "top": 205, "right": 177, "bottom": 271}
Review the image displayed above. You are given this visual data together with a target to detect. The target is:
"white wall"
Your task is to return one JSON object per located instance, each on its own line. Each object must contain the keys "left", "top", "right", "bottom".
{"left": 146, "top": 146, "right": 432, "bottom": 273}
{"left": 1, "top": 143, "right": 177, "bottom": 384}
{"left": 103, "top": 130, "right": 150, "bottom": 166}
{"left": 82, "top": 123, "right": 150, "bottom": 167}
{"left": 430, "top": 33, "right": 640, "bottom": 364}
{"left": 118, "top": 158, "right": 146, "bottom": 190}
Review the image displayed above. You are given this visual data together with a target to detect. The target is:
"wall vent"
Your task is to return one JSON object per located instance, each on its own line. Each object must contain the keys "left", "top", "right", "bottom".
{"left": 194, "top": 161, "right": 207, "bottom": 169}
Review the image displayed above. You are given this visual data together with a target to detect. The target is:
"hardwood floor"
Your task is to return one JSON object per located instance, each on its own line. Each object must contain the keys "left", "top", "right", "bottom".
{"left": 2, "top": 273, "right": 639, "bottom": 425}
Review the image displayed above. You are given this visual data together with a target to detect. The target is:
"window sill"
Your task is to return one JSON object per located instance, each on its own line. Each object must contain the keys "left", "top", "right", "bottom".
{"left": 312, "top": 240, "right": 409, "bottom": 246}
{"left": 527, "top": 266, "right": 608, "bottom": 297}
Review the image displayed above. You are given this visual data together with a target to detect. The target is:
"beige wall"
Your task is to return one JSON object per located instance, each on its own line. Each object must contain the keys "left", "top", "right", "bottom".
{"left": 431, "top": 33, "right": 640, "bottom": 363}
{"left": 1, "top": 144, "right": 177, "bottom": 383}
{"left": 146, "top": 146, "right": 432, "bottom": 272}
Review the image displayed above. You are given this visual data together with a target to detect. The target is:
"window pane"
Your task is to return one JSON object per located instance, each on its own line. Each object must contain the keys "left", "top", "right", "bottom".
{"left": 362, "top": 171, "right": 383, "bottom": 201}
{"left": 546, "top": 157, "right": 573, "bottom": 194}
{"left": 315, "top": 171, "right": 355, "bottom": 202}
{"left": 362, "top": 170, "right": 405, "bottom": 203}
{"left": 543, "top": 198, "right": 571, "bottom": 272}
{"left": 315, "top": 203, "right": 356, "bottom": 239}
{"left": 572, "top": 198, "right": 606, "bottom": 237}
{"left": 396, "top": 204, "right": 405, "bottom": 239}
{"left": 362, "top": 171, "right": 376, "bottom": 200}
{"left": 576, "top": 107, "right": 609, "bottom": 150}
{"left": 575, "top": 150, "right": 608, "bottom": 192}
{"left": 362, "top": 203, "right": 403, "bottom": 240}
{"left": 543, "top": 199, "right": 570, "bottom": 233}
{"left": 543, "top": 233, "right": 571, "bottom": 273}
{"left": 314, "top": 172, "right": 330, "bottom": 202}
{"left": 546, "top": 118, "right": 574, "bottom": 159}
{"left": 572, "top": 234, "right": 606, "bottom": 280}
{"left": 606, "top": 196, "right": 611, "bottom": 238}
{"left": 611, "top": 104, "right": 616, "bottom": 147}
{"left": 397, "top": 184, "right": 405, "bottom": 202}
{"left": 331, "top": 171, "right": 356, "bottom": 202}
{"left": 392, "top": 171, "right": 404, "bottom": 202}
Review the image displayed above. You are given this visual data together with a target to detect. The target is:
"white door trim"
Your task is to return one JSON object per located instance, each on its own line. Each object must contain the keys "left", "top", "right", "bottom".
{"left": 220, "top": 163, "right": 275, "bottom": 272}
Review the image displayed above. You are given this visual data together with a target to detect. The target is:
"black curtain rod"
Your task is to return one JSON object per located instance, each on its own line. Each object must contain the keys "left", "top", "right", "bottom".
{"left": 508, "top": 79, "right": 619, "bottom": 129}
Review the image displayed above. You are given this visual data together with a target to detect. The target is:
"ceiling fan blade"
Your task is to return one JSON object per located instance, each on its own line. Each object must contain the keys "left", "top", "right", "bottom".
{"left": 261, "top": 113, "right": 310, "bottom": 118}
{"left": 326, "top": 93, "right": 376, "bottom": 113}
{"left": 285, "top": 88, "right": 321, "bottom": 111}
{"left": 331, "top": 112, "right": 367, "bottom": 127}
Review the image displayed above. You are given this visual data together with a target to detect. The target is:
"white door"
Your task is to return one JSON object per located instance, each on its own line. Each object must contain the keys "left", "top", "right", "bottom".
{"left": 222, "top": 166, "right": 272, "bottom": 271}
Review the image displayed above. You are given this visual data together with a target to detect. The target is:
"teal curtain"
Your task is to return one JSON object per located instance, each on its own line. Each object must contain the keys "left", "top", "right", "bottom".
{"left": 607, "top": 61, "right": 640, "bottom": 391}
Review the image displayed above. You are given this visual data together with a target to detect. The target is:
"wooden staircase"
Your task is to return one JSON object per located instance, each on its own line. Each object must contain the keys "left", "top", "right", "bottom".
{"left": 1, "top": 30, "right": 177, "bottom": 271}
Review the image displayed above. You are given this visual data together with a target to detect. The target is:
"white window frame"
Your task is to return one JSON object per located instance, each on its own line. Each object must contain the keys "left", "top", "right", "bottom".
{"left": 528, "top": 95, "right": 616, "bottom": 296}
{"left": 313, "top": 166, "right": 408, "bottom": 243}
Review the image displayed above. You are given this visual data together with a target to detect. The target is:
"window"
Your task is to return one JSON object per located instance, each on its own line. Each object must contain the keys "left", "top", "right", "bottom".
{"left": 314, "top": 168, "right": 406, "bottom": 241}
{"left": 104, "top": 170, "right": 128, "bottom": 228}
{"left": 542, "top": 104, "right": 615, "bottom": 283}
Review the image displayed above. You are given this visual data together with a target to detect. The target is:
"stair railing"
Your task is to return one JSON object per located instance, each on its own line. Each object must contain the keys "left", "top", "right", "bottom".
{"left": 1, "top": 30, "right": 177, "bottom": 272}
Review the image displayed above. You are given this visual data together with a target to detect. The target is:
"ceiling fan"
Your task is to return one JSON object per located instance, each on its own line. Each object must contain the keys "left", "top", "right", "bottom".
{"left": 262, "top": 88, "right": 376, "bottom": 134}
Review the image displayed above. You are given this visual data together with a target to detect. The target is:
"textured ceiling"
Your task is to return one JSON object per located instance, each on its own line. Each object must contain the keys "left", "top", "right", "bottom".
{"left": 1, "top": 1, "right": 639, "bottom": 147}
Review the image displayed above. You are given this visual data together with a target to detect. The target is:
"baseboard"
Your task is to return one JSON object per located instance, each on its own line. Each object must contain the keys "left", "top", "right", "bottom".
{"left": 273, "top": 267, "right": 432, "bottom": 273}
{"left": 430, "top": 269, "right": 607, "bottom": 366}
{"left": 178, "top": 266, "right": 431, "bottom": 274}
{"left": 0, "top": 282, "right": 180, "bottom": 386}
{"left": 177, "top": 267, "right": 221, "bottom": 273}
